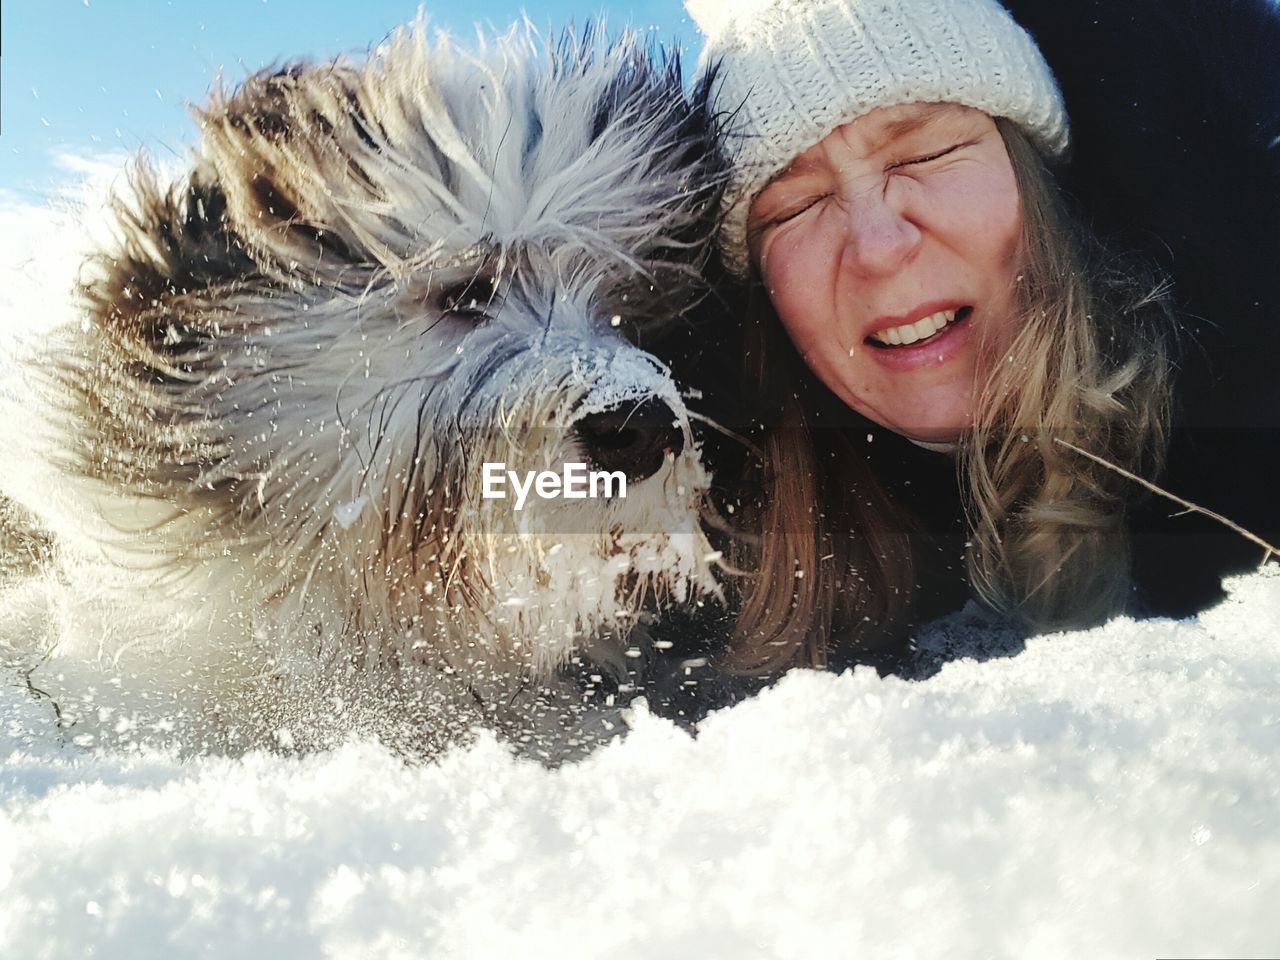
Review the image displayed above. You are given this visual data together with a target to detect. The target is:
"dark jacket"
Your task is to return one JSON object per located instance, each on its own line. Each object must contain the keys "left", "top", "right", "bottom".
{"left": 1001, "top": 0, "right": 1280, "bottom": 616}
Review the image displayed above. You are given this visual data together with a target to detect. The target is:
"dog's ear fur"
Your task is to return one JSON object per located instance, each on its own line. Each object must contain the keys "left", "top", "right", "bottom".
{"left": 59, "top": 163, "right": 252, "bottom": 498}
{"left": 76, "top": 63, "right": 376, "bottom": 413}
{"left": 591, "top": 42, "right": 725, "bottom": 266}
{"left": 67, "top": 75, "right": 333, "bottom": 497}
{"left": 563, "top": 35, "right": 728, "bottom": 337}
{"left": 83, "top": 62, "right": 377, "bottom": 341}
{"left": 195, "top": 64, "right": 385, "bottom": 277}
{"left": 84, "top": 163, "right": 253, "bottom": 333}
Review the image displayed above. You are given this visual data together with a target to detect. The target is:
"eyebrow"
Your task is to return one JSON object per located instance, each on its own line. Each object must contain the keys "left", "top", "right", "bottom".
{"left": 773, "top": 151, "right": 820, "bottom": 182}
{"left": 771, "top": 106, "right": 953, "bottom": 186}
{"left": 871, "top": 107, "right": 949, "bottom": 150}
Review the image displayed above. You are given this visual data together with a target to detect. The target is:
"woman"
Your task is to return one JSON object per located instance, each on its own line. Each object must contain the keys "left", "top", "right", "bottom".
{"left": 686, "top": 0, "right": 1280, "bottom": 672}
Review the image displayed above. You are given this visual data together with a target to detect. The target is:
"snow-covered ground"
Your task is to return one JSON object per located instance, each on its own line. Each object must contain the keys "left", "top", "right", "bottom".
{"left": 2, "top": 568, "right": 1278, "bottom": 960}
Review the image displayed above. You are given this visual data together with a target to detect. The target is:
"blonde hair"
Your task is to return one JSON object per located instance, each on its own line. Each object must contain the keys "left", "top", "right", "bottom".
{"left": 722, "top": 301, "right": 916, "bottom": 674}
{"left": 724, "top": 118, "right": 1175, "bottom": 672}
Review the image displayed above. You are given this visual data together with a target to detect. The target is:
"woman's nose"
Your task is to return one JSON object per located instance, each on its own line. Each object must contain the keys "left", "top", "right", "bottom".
{"left": 839, "top": 189, "right": 922, "bottom": 277}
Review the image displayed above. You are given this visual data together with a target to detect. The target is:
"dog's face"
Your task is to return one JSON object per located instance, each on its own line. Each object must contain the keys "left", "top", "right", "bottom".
{"left": 56, "top": 24, "right": 727, "bottom": 679}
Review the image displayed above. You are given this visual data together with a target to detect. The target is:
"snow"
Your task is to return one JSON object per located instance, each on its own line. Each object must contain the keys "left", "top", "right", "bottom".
{"left": 332, "top": 495, "right": 371, "bottom": 530}
{"left": 3, "top": 567, "right": 1278, "bottom": 959}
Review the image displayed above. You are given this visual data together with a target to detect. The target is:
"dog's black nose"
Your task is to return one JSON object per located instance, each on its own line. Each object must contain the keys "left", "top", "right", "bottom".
{"left": 575, "top": 399, "right": 685, "bottom": 484}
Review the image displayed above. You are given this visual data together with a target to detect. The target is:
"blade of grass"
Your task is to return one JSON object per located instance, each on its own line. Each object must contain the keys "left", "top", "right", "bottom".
{"left": 1054, "top": 438, "right": 1278, "bottom": 565}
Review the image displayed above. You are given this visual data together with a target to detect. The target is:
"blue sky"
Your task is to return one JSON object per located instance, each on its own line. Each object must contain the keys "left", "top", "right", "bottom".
{"left": 1, "top": 1, "right": 698, "bottom": 201}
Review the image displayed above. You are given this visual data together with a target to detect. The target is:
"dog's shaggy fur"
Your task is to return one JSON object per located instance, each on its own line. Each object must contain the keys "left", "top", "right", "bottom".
{"left": 0, "top": 21, "right": 727, "bottom": 758}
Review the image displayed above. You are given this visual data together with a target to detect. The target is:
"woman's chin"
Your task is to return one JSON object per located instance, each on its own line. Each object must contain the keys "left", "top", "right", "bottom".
{"left": 902, "top": 426, "right": 963, "bottom": 445}
{"left": 870, "top": 393, "right": 971, "bottom": 444}
{"left": 845, "top": 346, "right": 976, "bottom": 444}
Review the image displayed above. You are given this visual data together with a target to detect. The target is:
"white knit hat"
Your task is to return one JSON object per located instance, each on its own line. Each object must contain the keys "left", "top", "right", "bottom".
{"left": 687, "top": 0, "right": 1070, "bottom": 274}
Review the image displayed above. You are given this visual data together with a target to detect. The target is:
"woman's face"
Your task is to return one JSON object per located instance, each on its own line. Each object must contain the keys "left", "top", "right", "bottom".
{"left": 748, "top": 102, "right": 1022, "bottom": 442}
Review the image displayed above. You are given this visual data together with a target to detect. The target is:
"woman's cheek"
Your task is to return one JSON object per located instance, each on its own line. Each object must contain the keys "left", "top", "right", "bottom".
{"left": 758, "top": 234, "right": 797, "bottom": 305}
{"left": 769, "top": 268, "right": 819, "bottom": 349}
{"left": 764, "top": 224, "right": 829, "bottom": 314}
{"left": 967, "top": 166, "right": 1021, "bottom": 253}
{"left": 759, "top": 253, "right": 811, "bottom": 351}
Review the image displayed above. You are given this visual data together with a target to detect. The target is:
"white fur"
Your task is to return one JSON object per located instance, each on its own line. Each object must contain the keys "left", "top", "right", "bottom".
{"left": 0, "top": 20, "right": 723, "bottom": 761}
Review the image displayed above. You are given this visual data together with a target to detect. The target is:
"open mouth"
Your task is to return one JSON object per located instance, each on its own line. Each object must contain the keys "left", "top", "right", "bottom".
{"left": 866, "top": 305, "right": 974, "bottom": 349}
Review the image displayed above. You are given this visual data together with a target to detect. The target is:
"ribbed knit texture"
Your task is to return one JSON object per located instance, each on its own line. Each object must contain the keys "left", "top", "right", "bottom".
{"left": 687, "top": 0, "right": 1070, "bottom": 274}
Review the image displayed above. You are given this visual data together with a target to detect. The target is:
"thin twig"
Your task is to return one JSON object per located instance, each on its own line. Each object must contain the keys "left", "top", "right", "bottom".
{"left": 1054, "top": 438, "right": 1278, "bottom": 565}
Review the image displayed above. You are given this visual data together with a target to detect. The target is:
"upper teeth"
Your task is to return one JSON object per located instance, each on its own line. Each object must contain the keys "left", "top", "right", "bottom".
{"left": 872, "top": 309, "right": 956, "bottom": 346}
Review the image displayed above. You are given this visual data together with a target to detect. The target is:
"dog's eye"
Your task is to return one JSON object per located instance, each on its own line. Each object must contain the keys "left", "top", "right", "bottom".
{"left": 438, "top": 276, "right": 497, "bottom": 320}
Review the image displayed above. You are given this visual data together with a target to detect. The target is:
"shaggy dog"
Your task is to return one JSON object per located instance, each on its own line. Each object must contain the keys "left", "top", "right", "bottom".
{"left": 0, "top": 21, "right": 727, "bottom": 759}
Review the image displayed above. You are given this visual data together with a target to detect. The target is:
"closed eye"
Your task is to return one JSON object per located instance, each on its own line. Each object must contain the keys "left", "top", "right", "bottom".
{"left": 749, "top": 193, "right": 832, "bottom": 241}
{"left": 890, "top": 142, "right": 966, "bottom": 170}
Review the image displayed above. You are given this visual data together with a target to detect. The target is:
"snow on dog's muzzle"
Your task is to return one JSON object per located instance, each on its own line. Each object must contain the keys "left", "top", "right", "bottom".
{"left": 570, "top": 346, "right": 693, "bottom": 476}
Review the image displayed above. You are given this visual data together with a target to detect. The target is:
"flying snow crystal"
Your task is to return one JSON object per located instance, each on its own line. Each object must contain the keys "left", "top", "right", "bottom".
{"left": 333, "top": 495, "right": 370, "bottom": 529}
